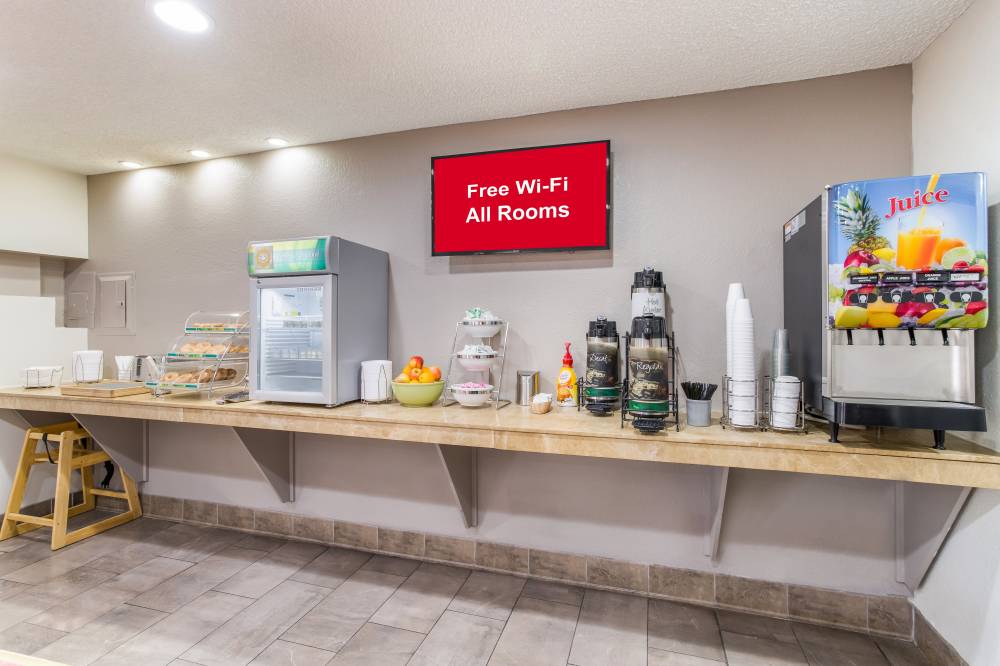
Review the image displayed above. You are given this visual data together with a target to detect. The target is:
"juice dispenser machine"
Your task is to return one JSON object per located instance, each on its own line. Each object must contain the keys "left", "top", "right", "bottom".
{"left": 248, "top": 235, "right": 388, "bottom": 406}
{"left": 782, "top": 172, "right": 988, "bottom": 448}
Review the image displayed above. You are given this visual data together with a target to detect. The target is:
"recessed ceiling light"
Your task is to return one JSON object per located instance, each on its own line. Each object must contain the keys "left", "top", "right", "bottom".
{"left": 153, "top": 1, "right": 213, "bottom": 33}
{"left": 119, "top": 161, "right": 142, "bottom": 169}
{"left": 189, "top": 149, "right": 210, "bottom": 158}
{"left": 266, "top": 137, "right": 289, "bottom": 147}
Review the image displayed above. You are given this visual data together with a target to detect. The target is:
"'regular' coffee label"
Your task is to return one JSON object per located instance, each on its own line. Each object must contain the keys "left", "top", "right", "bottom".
{"left": 628, "top": 349, "right": 669, "bottom": 401}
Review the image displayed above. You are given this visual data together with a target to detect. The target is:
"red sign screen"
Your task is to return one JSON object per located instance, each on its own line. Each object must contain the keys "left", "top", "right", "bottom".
{"left": 432, "top": 141, "right": 610, "bottom": 255}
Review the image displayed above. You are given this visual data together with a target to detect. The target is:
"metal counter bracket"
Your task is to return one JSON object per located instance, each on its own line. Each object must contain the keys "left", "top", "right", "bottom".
{"left": 17, "top": 410, "right": 149, "bottom": 485}
{"left": 436, "top": 445, "right": 477, "bottom": 528}
{"left": 232, "top": 428, "right": 296, "bottom": 503}
{"left": 705, "top": 467, "right": 730, "bottom": 562}
{"left": 896, "top": 481, "right": 971, "bottom": 592}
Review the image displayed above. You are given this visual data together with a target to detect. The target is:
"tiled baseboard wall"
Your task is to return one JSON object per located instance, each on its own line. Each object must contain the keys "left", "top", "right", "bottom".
{"left": 124, "top": 493, "right": 920, "bottom": 641}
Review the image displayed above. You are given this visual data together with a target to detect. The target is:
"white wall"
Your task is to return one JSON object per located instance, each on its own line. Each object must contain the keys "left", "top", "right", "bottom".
{"left": 911, "top": 0, "right": 1000, "bottom": 663}
{"left": 75, "top": 67, "right": 916, "bottom": 596}
{"left": 0, "top": 153, "right": 88, "bottom": 259}
{"left": 0, "top": 154, "right": 89, "bottom": 511}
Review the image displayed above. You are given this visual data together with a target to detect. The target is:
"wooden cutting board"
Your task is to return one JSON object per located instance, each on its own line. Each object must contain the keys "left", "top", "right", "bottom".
{"left": 60, "top": 382, "right": 150, "bottom": 398}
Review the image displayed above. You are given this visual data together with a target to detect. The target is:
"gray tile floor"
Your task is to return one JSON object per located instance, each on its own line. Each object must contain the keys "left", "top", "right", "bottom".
{"left": 0, "top": 516, "right": 932, "bottom": 666}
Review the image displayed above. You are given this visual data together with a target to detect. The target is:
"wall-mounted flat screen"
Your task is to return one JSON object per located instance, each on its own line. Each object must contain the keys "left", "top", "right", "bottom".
{"left": 432, "top": 140, "right": 610, "bottom": 255}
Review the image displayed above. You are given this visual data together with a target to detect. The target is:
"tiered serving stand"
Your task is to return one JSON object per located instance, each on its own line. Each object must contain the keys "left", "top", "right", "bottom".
{"left": 147, "top": 311, "right": 250, "bottom": 399}
{"left": 442, "top": 317, "right": 511, "bottom": 409}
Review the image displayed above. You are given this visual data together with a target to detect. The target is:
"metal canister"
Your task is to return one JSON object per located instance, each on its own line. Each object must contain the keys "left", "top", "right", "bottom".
{"left": 584, "top": 316, "right": 620, "bottom": 414}
{"left": 516, "top": 370, "right": 539, "bottom": 406}
{"left": 627, "top": 315, "right": 671, "bottom": 430}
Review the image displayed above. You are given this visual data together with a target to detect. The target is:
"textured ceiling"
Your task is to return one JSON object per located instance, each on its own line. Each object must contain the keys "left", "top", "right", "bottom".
{"left": 0, "top": 0, "right": 972, "bottom": 174}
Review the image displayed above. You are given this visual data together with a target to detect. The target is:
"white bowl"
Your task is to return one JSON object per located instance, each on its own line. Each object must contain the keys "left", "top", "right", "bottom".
{"left": 450, "top": 384, "right": 494, "bottom": 407}
{"left": 728, "top": 379, "right": 756, "bottom": 396}
{"left": 771, "top": 397, "right": 799, "bottom": 414}
{"left": 730, "top": 408, "right": 757, "bottom": 427}
{"left": 457, "top": 353, "right": 497, "bottom": 372}
{"left": 771, "top": 411, "right": 798, "bottom": 429}
{"left": 729, "top": 394, "right": 757, "bottom": 412}
{"left": 461, "top": 319, "right": 503, "bottom": 338}
{"left": 773, "top": 377, "right": 801, "bottom": 398}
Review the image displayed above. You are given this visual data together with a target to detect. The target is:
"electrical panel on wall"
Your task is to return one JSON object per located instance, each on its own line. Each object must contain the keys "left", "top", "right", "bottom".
{"left": 65, "top": 270, "right": 95, "bottom": 329}
{"left": 95, "top": 272, "right": 135, "bottom": 335}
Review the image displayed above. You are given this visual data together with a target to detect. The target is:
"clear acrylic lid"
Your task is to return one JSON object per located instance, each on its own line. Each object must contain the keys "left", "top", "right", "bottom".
{"left": 183, "top": 311, "right": 249, "bottom": 335}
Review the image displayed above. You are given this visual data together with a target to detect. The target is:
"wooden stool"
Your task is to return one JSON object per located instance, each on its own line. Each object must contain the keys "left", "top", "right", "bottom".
{"left": 0, "top": 421, "right": 141, "bottom": 549}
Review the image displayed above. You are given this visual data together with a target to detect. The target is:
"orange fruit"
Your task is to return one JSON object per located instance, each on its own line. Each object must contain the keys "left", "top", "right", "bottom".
{"left": 933, "top": 238, "right": 966, "bottom": 264}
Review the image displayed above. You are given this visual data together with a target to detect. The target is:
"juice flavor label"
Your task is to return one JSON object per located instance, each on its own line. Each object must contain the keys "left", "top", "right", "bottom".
{"left": 827, "top": 172, "right": 988, "bottom": 330}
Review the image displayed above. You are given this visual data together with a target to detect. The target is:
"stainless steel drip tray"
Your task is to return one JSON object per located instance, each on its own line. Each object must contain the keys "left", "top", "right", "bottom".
{"left": 828, "top": 329, "right": 975, "bottom": 403}
{"left": 823, "top": 396, "right": 986, "bottom": 432}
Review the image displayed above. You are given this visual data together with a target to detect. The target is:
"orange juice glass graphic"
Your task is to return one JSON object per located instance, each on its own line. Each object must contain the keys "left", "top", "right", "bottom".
{"left": 897, "top": 225, "right": 942, "bottom": 270}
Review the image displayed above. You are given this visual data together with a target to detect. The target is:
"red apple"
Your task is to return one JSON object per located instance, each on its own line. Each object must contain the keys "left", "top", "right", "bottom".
{"left": 966, "top": 301, "right": 987, "bottom": 315}
{"left": 897, "top": 301, "right": 933, "bottom": 318}
{"left": 844, "top": 250, "right": 878, "bottom": 268}
{"left": 406, "top": 355, "right": 424, "bottom": 370}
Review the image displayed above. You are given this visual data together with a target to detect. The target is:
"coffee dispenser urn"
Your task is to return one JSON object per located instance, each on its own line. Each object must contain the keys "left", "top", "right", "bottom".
{"left": 581, "top": 316, "right": 621, "bottom": 415}
{"left": 623, "top": 314, "right": 678, "bottom": 434}
{"left": 782, "top": 173, "right": 988, "bottom": 448}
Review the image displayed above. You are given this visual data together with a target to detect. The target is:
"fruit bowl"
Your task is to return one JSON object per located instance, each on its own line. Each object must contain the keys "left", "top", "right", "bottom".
{"left": 391, "top": 380, "right": 444, "bottom": 407}
{"left": 450, "top": 383, "right": 494, "bottom": 407}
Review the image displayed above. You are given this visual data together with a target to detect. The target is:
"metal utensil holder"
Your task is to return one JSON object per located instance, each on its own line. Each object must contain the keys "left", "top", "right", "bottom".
{"left": 720, "top": 375, "right": 764, "bottom": 431}
{"left": 361, "top": 363, "right": 393, "bottom": 405}
{"left": 442, "top": 320, "right": 511, "bottom": 409}
{"left": 762, "top": 375, "right": 807, "bottom": 433}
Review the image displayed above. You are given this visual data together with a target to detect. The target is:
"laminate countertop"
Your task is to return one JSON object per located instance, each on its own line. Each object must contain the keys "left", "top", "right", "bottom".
{"left": 1, "top": 386, "right": 998, "bottom": 489}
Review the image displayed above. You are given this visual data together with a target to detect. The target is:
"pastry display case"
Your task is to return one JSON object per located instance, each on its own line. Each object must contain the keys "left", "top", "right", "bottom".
{"left": 148, "top": 311, "right": 250, "bottom": 397}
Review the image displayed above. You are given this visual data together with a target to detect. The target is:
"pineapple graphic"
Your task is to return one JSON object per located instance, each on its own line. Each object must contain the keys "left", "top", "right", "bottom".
{"left": 836, "top": 189, "right": 890, "bottom": 254}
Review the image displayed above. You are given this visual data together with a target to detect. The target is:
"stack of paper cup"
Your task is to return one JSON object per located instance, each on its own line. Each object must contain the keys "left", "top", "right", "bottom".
{"left": 770, "top": 375, "right": 801, "bottom": 429}
{"left": 361, "top": 360, "right": 392, "bottom": 402}
{"left": 728, "top": 298, "right": 756, "bottom": 426}
{"left": 725, "top": 283, "right": 745, "bottom": 379}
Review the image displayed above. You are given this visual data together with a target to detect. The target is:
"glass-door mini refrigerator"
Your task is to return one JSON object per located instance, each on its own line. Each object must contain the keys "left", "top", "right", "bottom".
{"left": 248, "top": 236, "right": 388, "bottom": 406}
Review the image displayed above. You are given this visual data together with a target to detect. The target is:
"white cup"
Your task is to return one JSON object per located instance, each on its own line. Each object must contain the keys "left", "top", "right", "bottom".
{"left": 361, "top": 360, "right": 392, "bottom": 402}
{"left": 115, "top": 355, "right": 136, "bottom": 381}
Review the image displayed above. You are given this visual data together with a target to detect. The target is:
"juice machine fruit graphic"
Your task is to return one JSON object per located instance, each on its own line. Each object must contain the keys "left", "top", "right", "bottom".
{"left": 248, "top": 236, "right": 388, "bottom": 406}
{"left": 782, "top": 172, "right": 988, "bottom": 448}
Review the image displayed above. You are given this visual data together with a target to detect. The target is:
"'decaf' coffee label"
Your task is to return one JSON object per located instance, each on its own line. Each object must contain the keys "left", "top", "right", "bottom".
{"left": 824, "top": 172, "right": 988, "bottom": 330}
{"left": 628, "top": 351, "right": 669, "bottom": 401}
{"left": 585, "top": 341, "right": 619, "bottom": 387}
